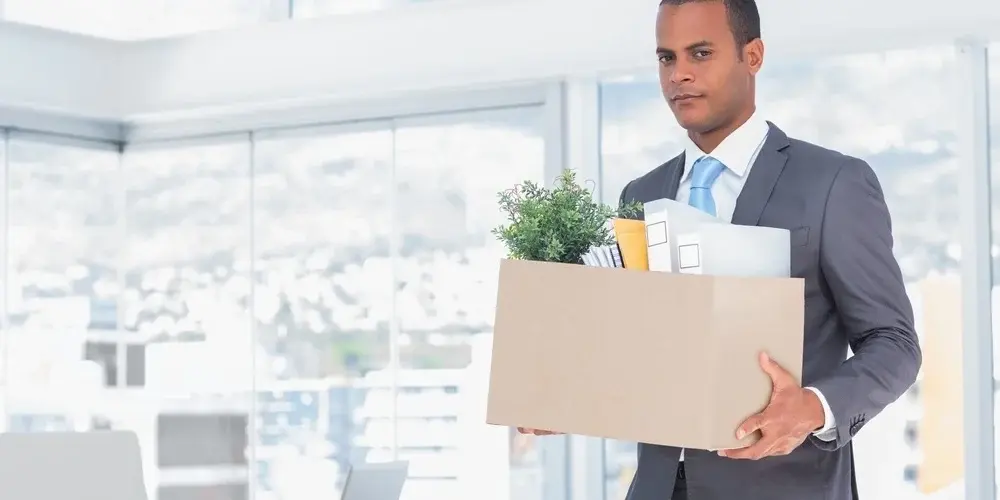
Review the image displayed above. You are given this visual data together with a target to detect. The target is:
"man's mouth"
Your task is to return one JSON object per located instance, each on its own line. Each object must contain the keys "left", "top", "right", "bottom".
{"left": 671, "top": 93, "right": 702, "bottom": 102}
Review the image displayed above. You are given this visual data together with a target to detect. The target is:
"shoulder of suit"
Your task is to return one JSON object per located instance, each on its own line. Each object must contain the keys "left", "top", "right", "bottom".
{"left": 784, "top": 136, "right": 872, "bottom": 174}
{"left": 620, "top": 153, "right": 682, "bottom": 200}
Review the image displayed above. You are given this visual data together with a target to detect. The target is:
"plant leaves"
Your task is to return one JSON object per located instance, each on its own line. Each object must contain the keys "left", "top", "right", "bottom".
{"left": 492, "top": 169, "right": 623, "bottom": 264}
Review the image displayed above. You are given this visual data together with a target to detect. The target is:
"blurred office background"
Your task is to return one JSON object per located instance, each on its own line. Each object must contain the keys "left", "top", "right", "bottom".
{"left": 0, "top": 0, "right": 995, "bottom": 499}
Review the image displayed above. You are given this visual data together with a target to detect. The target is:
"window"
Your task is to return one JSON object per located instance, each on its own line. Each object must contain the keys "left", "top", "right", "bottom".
{"left": 250, "top": 110, "right": 549, "bottom": 500}
{"left": 599, "top": 45, "right": 959, "bottom": 499}
{"left": 5, "top": 136, "right": 120, "bottom": 436}
{"left": 251, "top": 124, "right": 394, "bottom": 500}
{"left": 123, "top": 138, "right": 253, "bottom": 500}
{"left": 393, "top": 107, "right": 546, "bottom": 500}
{"left": 3, "top": 135, "right": 257, "bottom": 500}
{"left": 0, "top": 97, "right": 556, "bottom": 500}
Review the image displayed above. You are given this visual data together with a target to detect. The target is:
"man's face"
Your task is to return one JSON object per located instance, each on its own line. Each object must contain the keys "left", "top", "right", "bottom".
{"left": 655, "top": 1, "right": 760, "bottom": 134}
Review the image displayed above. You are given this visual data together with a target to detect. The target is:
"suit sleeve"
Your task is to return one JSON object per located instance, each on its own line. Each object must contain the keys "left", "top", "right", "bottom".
{"left": 807, "top": 158, "right": 922, "bottom": 451}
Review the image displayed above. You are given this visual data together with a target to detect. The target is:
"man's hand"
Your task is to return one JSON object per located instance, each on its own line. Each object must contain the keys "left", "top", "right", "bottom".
{"left": 517, "top": 427, "right": 563, "bottom": 436}
{"left": 719, "top": 352, "right": 825, "bottom": 460}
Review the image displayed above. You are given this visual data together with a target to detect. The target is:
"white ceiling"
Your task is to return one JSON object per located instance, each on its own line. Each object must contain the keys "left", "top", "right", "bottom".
{"left": 0, "top": 0, "right": 998, "bottom": 127}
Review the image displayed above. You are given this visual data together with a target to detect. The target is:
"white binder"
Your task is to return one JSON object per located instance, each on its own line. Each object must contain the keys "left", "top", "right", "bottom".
{"left": 643, "top": 198, "right": 790, "bottom": 278}
{"left": 675, "top": 224, "right": 790, "bottom": 278}
{"left": 643, "top": 198, "right": 723, "bottom": 273}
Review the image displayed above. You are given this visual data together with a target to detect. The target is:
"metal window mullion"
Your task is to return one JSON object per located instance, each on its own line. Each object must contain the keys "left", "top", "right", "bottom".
{"left": 537, "top": 81, "right": 571, "bottom": 500}
{"left": 956, "top": 37, "right": 995, "bottom": 500}
{"left": 0, "top": 129, "right": 8, "bottom": 432}
{"left": 247, "top": 131, "right": 259, "bottom": 500}
{"left": 116, "top": 140, "right": 127, "bottom": 389}
{"left": 562, "top": 77, "right": 606, "bottom": 500}
{"left": 389, "top": 124, "right": 400, "bottom": 461}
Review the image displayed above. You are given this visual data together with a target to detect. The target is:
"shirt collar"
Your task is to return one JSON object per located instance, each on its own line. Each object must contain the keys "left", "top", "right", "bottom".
{"left": 681, "top": 112, "right": 770, "bottom": 182}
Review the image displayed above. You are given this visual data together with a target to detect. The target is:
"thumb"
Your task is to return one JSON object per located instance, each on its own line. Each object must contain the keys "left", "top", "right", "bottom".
{"left": 759, "top": 352, "right": 792, "bottom": 387}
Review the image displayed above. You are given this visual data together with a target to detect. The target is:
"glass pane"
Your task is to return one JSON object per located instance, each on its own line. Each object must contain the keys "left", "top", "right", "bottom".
{"left": 3, "top": 0, "right": 272, "bottom": 39}
{"left": 6, "top": 138, "right": 119, "bottom": 433}
{"left": 600, "top": 45, "right": 959, "bottom": 499}
{"left": 124, "top": 139, "right": 253, "bottom": 500}
{"left": 251, "top": 127, "right": 393, "bottom": 500}
{"left": 393, "top": 107, "right": 546, "bottom": 500}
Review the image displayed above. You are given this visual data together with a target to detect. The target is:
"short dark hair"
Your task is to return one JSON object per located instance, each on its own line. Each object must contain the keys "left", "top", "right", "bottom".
{"left": 659, "top": 0, "right": 761, "bottom": 47}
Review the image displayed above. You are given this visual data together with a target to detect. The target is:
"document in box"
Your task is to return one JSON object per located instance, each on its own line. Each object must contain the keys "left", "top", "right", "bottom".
{"left": 580, "top": 219, "right": 629, "bottom": 269}
{"left": 643, "top": 198, "right": 724, "bottom": 273}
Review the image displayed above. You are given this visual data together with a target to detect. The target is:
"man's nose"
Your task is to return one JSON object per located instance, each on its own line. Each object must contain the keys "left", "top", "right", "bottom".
{"left": 668, "top": 61, "right": 694, "bottom": 84}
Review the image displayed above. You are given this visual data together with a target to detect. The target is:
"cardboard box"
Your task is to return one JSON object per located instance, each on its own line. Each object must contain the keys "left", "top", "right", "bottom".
{"left": 485, "top": 259, "right": 804, "bottom": 451}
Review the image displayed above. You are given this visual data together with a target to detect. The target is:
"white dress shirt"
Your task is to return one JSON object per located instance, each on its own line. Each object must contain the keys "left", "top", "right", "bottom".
{"left": 675, "top": 112, "right": 836, "bottom": 461}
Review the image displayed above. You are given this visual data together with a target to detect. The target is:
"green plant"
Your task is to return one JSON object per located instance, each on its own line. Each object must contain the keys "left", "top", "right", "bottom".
{"left": 492, "top": 169, "right": 642, "bottom": 264}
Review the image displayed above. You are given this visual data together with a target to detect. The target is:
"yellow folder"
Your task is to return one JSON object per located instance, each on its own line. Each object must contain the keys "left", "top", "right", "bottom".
{"left": 612, "top": 218, "right": 649, "bottom": 271}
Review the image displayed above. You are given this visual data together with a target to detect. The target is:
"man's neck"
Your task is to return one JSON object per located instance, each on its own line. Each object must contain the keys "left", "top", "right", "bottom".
{"left": 688, "top": 106, "right": 756, "bottom": 154}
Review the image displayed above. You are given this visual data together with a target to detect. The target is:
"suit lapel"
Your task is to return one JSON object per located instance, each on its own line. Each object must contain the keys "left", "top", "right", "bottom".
{"left": 662, "top": 152, "right": 685, "bottom": 200}
{"left": 731, "top": 122, "right": 791, "bottom": 226}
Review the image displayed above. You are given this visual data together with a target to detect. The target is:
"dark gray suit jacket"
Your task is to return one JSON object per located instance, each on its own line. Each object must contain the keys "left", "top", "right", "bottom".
{"left": 619, "top": 123, "right": 921, "bottom": 500}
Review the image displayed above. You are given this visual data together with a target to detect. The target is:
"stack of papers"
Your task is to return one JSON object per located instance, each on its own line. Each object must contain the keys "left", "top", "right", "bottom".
{"left": 581, "top": 244, "right": 624, "bottom": 268}
{"left": 580, "top": 218, "right": 649, "bottom": 270}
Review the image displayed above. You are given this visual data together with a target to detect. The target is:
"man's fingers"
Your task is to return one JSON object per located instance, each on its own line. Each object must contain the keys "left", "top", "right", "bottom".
{"left": 725, "top": 412, "right": 775, "bottom": 459}
{"left": 517, "top": 427, "right": 560, "bottom": 436}
{"left": 719, "top": 434, "right": 776, "bottom": 460}
{"left": 518, "top": 427, "right": 545, "bottom": 435}
{"left": 736, "top": 413, "right": 767, "bottom": 440}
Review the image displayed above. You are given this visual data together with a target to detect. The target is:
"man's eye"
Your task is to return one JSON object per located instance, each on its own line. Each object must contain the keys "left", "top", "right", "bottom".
{"left": 658, "top": 55, "right": 674, "bottom": 64}
{"left": 694, "top": 50, "right": 712, "bottom": 58}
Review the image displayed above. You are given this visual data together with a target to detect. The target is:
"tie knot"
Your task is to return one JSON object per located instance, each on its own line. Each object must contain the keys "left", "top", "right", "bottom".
{"left": 690, "top": 156, "right": 726, "bottom": 189}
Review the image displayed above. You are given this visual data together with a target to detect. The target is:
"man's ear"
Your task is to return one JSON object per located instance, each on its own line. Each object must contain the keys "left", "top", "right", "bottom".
{"left": 745, "top": 39, "right": 764, "bottom": 76}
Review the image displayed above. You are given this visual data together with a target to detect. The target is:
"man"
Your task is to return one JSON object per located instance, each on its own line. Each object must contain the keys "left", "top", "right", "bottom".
{"left": 518, "top": 0, "right": 922, "bottom": 499}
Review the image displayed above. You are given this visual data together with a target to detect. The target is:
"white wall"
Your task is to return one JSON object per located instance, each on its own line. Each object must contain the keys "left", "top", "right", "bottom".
{"left": 0, "top": 22, "right": 121, "bottom": 120}
{"left": 3, "top": 0, "right": 1000, "bottom": 124}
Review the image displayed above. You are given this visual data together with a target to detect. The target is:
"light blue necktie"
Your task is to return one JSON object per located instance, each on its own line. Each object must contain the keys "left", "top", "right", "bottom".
{"left": 688, "top": 156, "right": 726, "bottom": 217}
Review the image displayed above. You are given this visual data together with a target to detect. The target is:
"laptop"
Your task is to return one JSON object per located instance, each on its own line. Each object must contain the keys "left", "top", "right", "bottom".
{"left": 0, "top": 430, "right": 148, "bottom": 500}
{"left": 341, "top": 461, "right": 409, "bottom": 500}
